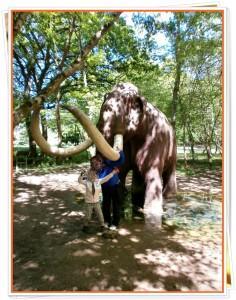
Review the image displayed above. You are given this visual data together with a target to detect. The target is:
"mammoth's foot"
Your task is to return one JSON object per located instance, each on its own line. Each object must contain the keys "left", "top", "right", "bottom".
{"left": 143, "top": 201, "right": 163, "bottom": 230}
{"left": 162, "top": 169, "right": 177, "bottom": 199}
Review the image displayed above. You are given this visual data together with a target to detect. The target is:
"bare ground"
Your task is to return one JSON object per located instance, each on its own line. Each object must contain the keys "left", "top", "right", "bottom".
{"left": 13, "top": 164, "right": 223, "bottom": 292}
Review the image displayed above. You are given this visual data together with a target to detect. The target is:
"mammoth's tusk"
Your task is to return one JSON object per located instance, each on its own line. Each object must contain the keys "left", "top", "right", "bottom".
{"left": 30, "top": 106, "right": 93, "bottom": 157}
{"left": 113, "top": 134, "right": 123, "bottom": 151}
{"left": 63, "top": 105, "right": 120, "bottom": 161}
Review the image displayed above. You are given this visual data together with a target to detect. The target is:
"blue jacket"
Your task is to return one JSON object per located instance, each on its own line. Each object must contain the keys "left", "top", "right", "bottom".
{"left": 98, "top": 151, "right": 125, "bottom": 187}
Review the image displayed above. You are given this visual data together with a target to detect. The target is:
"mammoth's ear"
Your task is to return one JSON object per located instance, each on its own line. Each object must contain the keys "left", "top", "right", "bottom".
{"left": 135, "top": 96, "right": 146, "bottom": 114}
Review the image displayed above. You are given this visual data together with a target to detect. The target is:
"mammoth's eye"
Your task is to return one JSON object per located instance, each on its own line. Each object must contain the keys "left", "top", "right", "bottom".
{"left": 102, "top": 105, "right": 113, "bottom": 126}
{"left": 103, "top": 105, "right": 112, "bottom": 112}
{"left": 102, "top": 105, "right": 113, "bottom": 123}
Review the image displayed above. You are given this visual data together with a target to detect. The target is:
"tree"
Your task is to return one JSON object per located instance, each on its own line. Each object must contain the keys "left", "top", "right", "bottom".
{"left": 13, "top": 12, "right": 121, "bottom": 127}
{"left": 132, "top": 12, "right": 222, "bottom": 161}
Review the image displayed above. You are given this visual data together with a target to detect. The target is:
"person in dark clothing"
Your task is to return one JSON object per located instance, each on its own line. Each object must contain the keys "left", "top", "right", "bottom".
{"left": 90, "top": 151, "right": 125, "bottom": 230}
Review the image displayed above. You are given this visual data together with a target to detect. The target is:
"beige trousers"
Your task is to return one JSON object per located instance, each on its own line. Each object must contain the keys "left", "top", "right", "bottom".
{"left": 84, "top": 202, "right": 105, "bottom": 226}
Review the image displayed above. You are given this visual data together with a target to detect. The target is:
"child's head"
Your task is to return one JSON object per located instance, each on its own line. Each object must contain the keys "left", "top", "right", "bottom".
{"left": 90, "top": 155, "right": 103, "bottom": 172}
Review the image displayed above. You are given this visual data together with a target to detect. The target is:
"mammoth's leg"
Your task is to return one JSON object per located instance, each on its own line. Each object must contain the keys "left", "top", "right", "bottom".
{"left": 143, "top": 168, "right": 163, "bottom": 228}
{"left": 162, "top": 165, "right": 177, "bottom": 199}
{"left": 131, "top": 168, "right": 146, "bottom": 215}
{"left": 119, "top": 168, "right": 130, "bottom": 217}
{"left": 119, "top": 153, "right": 131, "bottom": 194}
{"left": 118, "top": 145, "right": 132, "bottom": 216}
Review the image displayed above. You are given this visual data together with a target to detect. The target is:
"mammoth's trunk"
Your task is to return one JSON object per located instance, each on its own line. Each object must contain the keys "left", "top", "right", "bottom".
{"left": 63, "top": 105, "right": 121, "bottom": 161}
{"left": 30, "top": 106, "right": 93, "bottom": 157}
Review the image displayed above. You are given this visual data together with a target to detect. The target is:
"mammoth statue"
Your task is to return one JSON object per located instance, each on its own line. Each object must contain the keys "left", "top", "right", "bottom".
{"left": 31, "top": 83, "right": 177, "bottom": 226}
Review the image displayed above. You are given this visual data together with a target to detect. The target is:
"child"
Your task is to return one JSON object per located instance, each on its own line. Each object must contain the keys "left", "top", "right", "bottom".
{"left": 92, "top": 152, "right": 125, "bottom": 231}
{"left": 79, "top": 159, "right": 119, "bottom": 232}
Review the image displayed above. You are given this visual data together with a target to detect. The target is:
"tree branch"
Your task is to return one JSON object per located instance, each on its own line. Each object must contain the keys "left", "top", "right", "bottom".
{"left": 14, "top": 12, "right": 122, "bottom": 127}
{"left": 57, "top": 16, "right": 76, "bottom": 71}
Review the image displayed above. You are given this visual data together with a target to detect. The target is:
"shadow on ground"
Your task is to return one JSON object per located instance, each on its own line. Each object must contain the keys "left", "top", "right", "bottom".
{"left": 13, "top": 167, "right": 222, "bottom": 292}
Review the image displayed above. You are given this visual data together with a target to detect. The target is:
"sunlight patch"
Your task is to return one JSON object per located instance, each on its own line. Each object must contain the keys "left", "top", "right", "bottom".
{"left": 129, "top": 236, "right": 140, "bottom": 243}
{"left": 90, "top": 278, "right": 108, "bottom": 290}
{"left": 15, "top": 192, "right": 30, "bottom": 203}
{"left": 133, "top": 279, "right": 164, "bottom": 291}
{"left": 23, "top": 261, "right": 39, "bottom": 270}
{"left": 86, "top": 237, "right": 98, "bottom": 243}
{"left": 67, "top": 211, "right": 83, "bottom": 217}
{"left": 18, "top": 175, "right": 45, "bottom": 185}
{"left": 65, "top": 239, "right": 84, "bottom": 246}
{"left": 111, "top": 239, "right": 119, "bottom": 243}
{"left": 101, "top": 259, "right": 111, "bottom": 265}
{"left": 42, "top": 275, "right": 55, "bottom": 282}
{"left": 39, "top": 221, "right": 48, "bottom": 225}
{"left": 73, "top": 249, "right": 99, "bottom": 257}
{"left": 47, "top": 227, "right": 64, "bottom": 235}
{"left": 118, "top": 228, "right": 131, "bottom": 236}
{"left": 16, "top": 215, "right": 29, "bottom": 221}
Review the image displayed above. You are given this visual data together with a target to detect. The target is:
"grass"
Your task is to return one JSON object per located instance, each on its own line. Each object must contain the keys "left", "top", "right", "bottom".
{"left": 14, "top": 150, "right": 90, "bottom": 172}
{"left": 177, "top": 157, "right": 222, "bottom": 176}
{"left": 14, "top": 146, "right": 222, "bottom": 178}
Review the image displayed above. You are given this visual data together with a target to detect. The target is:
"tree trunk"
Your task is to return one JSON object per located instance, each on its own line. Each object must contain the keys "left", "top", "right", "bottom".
{"left": 25, "top": 116, "right": 37, "bottom": 161}
{"left": 182, "top": 121, "right": 188, "bottom": 167}
{"left": 205, "top": 144, "right": 212, "bottom": 163}
{"left": 190, "top": 143, "right": 195, "bottom": 161}
{"left": 202, "top": 120, "right": 213, "bottom": 163}
{"left": 187, "top": 122, "right": 195, "bottom": 161}
{"left": 55, "top": 92, "right": 63, "bottom": 146}
{"left": 78, "top": 24, "right": 88, "bottom": 88}
{"left": 172, "top": 63, "right": 181, "bottom": 131}
{"left": 171, "top": 17, "right": 181, "bottom": 131}
{"left": 214, "top": 135, "right": 222, "bottom": 155}
{"left": 41, "top": 114, "right": 48, "bottom": 141}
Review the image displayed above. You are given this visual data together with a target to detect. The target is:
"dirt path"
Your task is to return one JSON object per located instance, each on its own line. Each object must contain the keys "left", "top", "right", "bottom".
{"left": 13, "top": 166, "right": 223, "bottom": 292}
